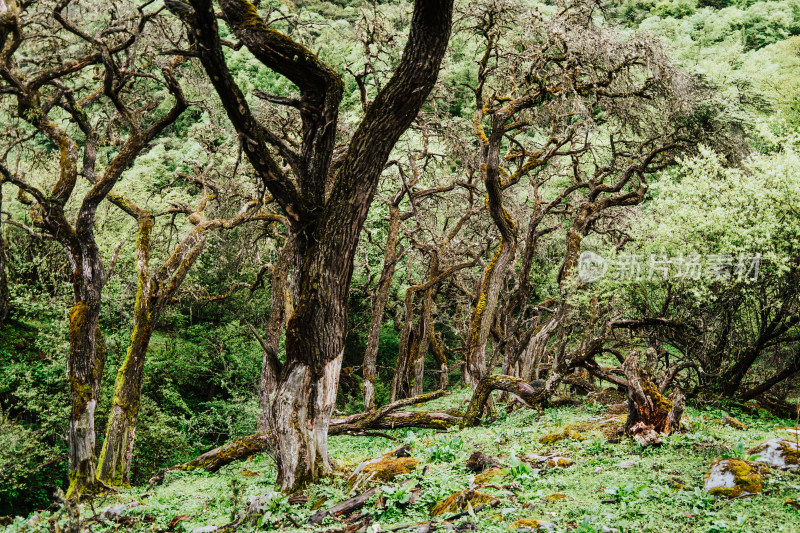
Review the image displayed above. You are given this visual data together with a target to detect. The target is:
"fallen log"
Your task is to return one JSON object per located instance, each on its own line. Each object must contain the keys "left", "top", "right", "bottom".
{"left": 177, "top": 433, "right": 273, "bottom": 472}
{"left": 146, "top": 433, "right": 272, "bottom": 488}
{"left": 308, "top": 487, "right": 380, "bottom": 525}
{"left": 151, "top": 391, "right": 451, "bottom": 486}
{"left": 463, "top": 374, "right": 547, "bottom": 426}
{"left": 153, "top": 378, "right": 548, "bottom": 483}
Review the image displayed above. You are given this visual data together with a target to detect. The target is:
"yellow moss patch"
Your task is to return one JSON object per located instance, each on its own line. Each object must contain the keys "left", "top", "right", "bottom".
{"left": 544, "top": 493, "right": 567, "bottom": 501}
{"left": 545, "top": 457, "right": 573, "bottom": 468}
{"left": 539, "top": 427, "right": 584, "bottom": 445}
{"left": 474, "top": 467, "right": 505, "bottom": 484}
{"left": 511, "top": 519, "right": 551, "bottom": 530}
{"left": 360, "top": 457, "right": 418, "bottom": 481}
{"left": 705, "top": 459, "right": 768, "bottom": 498}
{"left": 431, "top": 489, "right": 498, "bottom": 516}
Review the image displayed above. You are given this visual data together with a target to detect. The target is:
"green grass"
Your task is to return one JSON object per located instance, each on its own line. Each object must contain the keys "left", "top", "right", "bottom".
{"left": 4, "top": 389, "right": 800, "bottom": 532}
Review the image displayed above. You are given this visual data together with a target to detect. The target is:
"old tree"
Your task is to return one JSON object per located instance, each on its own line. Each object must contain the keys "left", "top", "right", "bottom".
{"left": 165, "top": 0, "right": 455, "bottom": 491}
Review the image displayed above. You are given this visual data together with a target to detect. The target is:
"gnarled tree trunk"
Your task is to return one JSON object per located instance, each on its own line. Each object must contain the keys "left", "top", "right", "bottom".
{"left": 255, "top": 235, "right": 294, "bottom": 431}
{"left": 184, "top": 0, "right": 453, "bottom": 491}
{"left": 622, "top": 351, "right": 684, "bottom": 447}
{"left": 98, "top": 192, "right": 274, "bottom": 486}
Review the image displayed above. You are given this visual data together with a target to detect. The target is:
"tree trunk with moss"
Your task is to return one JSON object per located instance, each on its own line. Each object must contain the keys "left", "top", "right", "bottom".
{"left": 183, "top": 0, "right": 454, "bottom": 491}
{"left": 98, "top": 192, "right": 271, "bottom": 485}
{"left": 622, "top": 350, "right": 684, "bottom": 446}
{"left": 464, "top": 110, "right": 518, "bottom": 385}
{"left": 65, "top": 229, "right": 112, "bottom": 496}
{"left": 97, "top": 215, "right": 156, "bottom": 486}
{"left": 0, "top": 3, "right": 187, "bottom": 497}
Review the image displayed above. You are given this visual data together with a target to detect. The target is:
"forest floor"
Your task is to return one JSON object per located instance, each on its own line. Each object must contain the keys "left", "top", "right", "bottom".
{"left": 5, "top": 389, "right": 800, "bottom": 533}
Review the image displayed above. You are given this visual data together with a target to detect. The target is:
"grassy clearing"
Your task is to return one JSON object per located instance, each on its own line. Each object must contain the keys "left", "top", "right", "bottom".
{"left": 5, "top": 389, "right": 800, "bottom": 532}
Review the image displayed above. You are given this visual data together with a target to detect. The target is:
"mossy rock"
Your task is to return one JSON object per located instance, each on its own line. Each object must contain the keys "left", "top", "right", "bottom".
{"left": 347, "top": 452, "right": 418, "bottom": 489}
{"left": 510, "top": 518, "right": 556, "bottom": 531}
{"left": 704, "top": 459, "right": 768, "bottom": 498}
{"left": 748, "top": 438, "right": 799, "bottom": 470}
{"left": 474, "top": 467, "right": 505, "bottom": 484}
{"left": 544, "top": 457, "right": 572, "bottom": 469}
{"left": 721, "top": 415, "right": 747, "bottom": 430}
{"left": 430, "top": 489, "right": 498, "bottom": 516}
{"left": 539, "top": 428, "right": 583, "bottom": 445}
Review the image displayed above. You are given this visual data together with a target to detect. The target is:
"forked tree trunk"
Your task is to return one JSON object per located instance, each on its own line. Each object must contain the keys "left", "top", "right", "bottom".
{"left": 98, "top": 197, "right": 262, "bottom": 485}
{"left": 186, "top": 0, "right": 454, "bottom": 492}
{"left": 464, "top": 106, "right": 519, "bottom": 385}
{"left": 622, "top": 350, "right": 684, "bottom": 447}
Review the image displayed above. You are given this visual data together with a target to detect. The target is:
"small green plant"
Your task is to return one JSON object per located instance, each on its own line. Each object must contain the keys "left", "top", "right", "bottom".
{"left": 546, "top": 407, "right": 567, "bottom": 426}
{"left": 428, "top": 435, "right": 463, "bottom": 462}
{"left": 586, "top": 439, "right": 612, "bottom": 455}
{"left": 376, "top": 483, "right": 416, "bottom": 520}
{"left": 574, "top": 516, "right": 605, "bottom": 533}
{"left": 251, "top": 492, "right": 299, "bottom": 531}
{"left": 504, "top": 453, "right": 535, "bottom": 483}
{"left": 722, "top": 439, "right": 761, "bottom": 462}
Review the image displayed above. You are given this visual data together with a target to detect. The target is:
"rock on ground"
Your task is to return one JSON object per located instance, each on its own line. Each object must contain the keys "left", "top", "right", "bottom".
{"left": 748, "top": 438, "right": 799, "bottom": 470}
{"left": 430, "top": 489, "right": 498, "bottom": 516}
{"left": 703, "top": 458, "right": 768, "bottom": 498}
{"left": 511, "top": 519, "right": 556, "bottom": 532}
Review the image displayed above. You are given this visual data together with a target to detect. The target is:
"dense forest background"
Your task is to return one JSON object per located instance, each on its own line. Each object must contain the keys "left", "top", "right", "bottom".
{"left": 1, "top": 0, "right": 799, "bottom": 527}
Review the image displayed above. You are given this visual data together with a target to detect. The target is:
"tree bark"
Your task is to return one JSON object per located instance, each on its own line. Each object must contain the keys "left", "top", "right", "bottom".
{"left": 98, "top": 193, "right": 277, "bottom": 486}
{"left": 96, "top": 215, "right": 157, "bottom": 487}
{"left": 256, "top": 235, "right": 294, "bottom": 431}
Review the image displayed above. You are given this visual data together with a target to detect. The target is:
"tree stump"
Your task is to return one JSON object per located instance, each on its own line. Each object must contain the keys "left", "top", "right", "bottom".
{"left": 622, "top": 351, "right": 684, "bottom": 447}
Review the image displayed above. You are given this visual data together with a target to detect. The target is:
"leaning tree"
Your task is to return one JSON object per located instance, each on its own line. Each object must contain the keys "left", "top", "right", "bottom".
{"left": 166, "top": 0, "right": 454, "bottom": 491}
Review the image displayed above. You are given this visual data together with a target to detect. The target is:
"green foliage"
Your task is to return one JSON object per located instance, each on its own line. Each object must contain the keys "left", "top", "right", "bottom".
{"left": 0, "top": 321, "right": 68, "bottom": 514}
{"left": 504, "top": 453, "right": 535, "bottom": 483}
{"left": 251, "top": 492, "right": 300, "bottom": 530}
{"left": 428, "top": 434, "right": 463, "bottom": 463}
